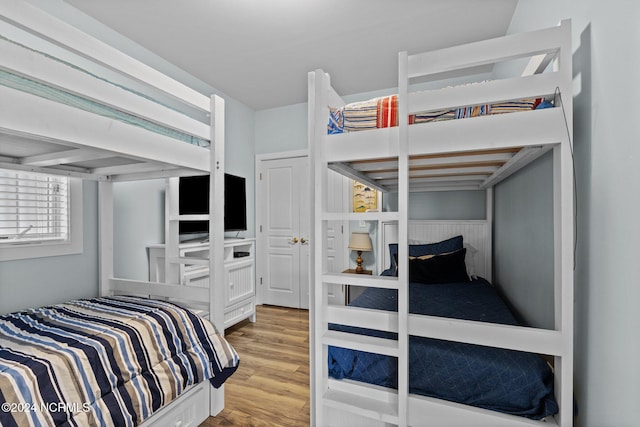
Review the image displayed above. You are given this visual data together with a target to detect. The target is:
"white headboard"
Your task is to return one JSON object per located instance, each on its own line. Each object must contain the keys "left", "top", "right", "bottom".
{"left": 379, "top": 220, "right": 492, "bottom": 281}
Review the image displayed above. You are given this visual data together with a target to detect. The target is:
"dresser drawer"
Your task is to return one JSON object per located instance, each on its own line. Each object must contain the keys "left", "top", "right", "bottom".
{"left": 224, "top": 299, "right": 254, "bottom": 328}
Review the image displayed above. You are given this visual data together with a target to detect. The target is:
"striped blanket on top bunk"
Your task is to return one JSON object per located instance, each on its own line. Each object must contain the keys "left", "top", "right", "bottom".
{"left": 0, "top": 296, "right": 239, "bottom": 427}
{"left": 328, "top": 94, "right": 551, "bottom": 134}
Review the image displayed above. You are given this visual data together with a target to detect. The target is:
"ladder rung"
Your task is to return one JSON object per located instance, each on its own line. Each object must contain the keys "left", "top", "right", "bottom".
{"left": 327, "top": 305, "right": 399, "bottom": 334}
{"left": 322, "top": 330, "right": 399, "bottom": 357}
{"left": 322, "top": 273, "right": 398, "bottom": 289}
{"left": 323, "top": 389, "right": 398, "bottom": 424}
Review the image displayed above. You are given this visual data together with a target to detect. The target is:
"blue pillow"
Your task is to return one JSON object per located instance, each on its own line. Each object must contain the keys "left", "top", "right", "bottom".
{"left": 388, "top": 235, "right": 464, "bottom": 275}
{"left": 408, "top": 248, "right": 470, "bottom": 284}
{"left": 327, "top": 107, "right": 344, "bottom": 134}
{"left": 536, "top": 100, "right": 553, "bottom": 109}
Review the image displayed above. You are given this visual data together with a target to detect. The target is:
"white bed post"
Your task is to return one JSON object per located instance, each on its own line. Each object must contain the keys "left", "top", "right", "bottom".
{"left": 553, "top": 19, "right": 574, "bottom": 427}
{"left": 397, "top": 51, "right": 410, "bottom": 427}
{"left": 98, "top": 180, "right": 114, "bottom": 296}
{"left": 209, "top": 94, "right": 225, "bottom": 333}
{"left": 164, "top": 178, "right": 180, "bottom": 286}
{"left": 309, "top": 69, "right": 328, "bottom": 427}
{"left": 209, "top": 94, "right": 226, "bottom": 416}
{"left": 485, "top": 187, "right": 493, "bottom": 283}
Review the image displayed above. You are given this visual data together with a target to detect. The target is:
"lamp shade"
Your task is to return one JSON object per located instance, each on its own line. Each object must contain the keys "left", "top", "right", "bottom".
{"left": 348, "top": 232, "right": 372, "bottom": 252}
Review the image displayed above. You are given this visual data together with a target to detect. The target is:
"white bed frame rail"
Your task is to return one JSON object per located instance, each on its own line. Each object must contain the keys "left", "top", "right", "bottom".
{"left": 1, "top": 1, "right": 227, "bottom": 423}
{"left": 310, "top": 19, "right": 573, "bottom": 427}
{"left": 0, "top": 0, "right": 211, "bottom": 182}
{"left": 0, "top": 0, "right": 208, "bottom": 111}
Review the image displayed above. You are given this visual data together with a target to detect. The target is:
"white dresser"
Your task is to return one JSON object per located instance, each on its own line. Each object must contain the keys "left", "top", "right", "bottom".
{"left": 148, "top": 238, "right": 256, "bottom": 329}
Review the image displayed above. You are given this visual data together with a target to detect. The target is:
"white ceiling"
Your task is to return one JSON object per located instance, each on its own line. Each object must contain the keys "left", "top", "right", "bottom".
{"left": 63, "top": 0, "right": 518, "bottom": 111}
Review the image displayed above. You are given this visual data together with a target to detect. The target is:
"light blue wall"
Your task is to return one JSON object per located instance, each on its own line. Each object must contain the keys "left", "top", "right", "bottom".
{"left": 113, "top": 180, "right": 165, "bottom": 281}
{"left": 0, "top": 181, "right": 99, "bottom": 313}
{"left": 383, "top": 190, "right": 486, "bottom": 220}
{"left": 493, "top": 152, "right": 554, "bottom": 329}
{"left": 255, "top": 103, "right": 308, "bottom": 154}
{"left": 505, "top": 2, "right": 640, "bottom": 426}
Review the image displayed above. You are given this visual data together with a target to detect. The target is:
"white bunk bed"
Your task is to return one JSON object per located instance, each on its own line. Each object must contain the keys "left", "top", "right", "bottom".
{"left": 310, "top": 20, "right": 573, "bottom": 427}
{"left": 0, "top": 1, "right": 233, "bottom": 426}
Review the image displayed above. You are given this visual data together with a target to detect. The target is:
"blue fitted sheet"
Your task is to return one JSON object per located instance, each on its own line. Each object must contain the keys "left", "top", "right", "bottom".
{"left": 328, "top": 278, "right": 558, "bottom": 419}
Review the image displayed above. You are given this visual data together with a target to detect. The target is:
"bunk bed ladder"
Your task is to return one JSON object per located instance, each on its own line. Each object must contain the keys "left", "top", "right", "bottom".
{"left": 310, "top": 66, "right": 408, "bottom": 426}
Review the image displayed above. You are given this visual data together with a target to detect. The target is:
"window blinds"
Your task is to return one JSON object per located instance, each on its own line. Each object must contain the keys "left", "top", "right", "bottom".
{"left": 0, "top": 170, "right": 70, "bottom": 243}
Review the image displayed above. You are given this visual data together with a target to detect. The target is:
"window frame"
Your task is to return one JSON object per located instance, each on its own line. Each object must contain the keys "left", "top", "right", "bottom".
{"left": 0, "top": 175, "right": 83, "bottom": 261}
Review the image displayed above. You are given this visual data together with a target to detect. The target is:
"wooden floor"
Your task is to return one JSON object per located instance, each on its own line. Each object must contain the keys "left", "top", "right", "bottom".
{"left": 202, "top": 305, "right": 310, "bottom": 427}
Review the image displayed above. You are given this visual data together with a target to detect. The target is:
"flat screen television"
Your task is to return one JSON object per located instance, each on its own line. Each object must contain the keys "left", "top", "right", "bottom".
{"left": 178, "top": 173, "right": 247, "bottom": 237}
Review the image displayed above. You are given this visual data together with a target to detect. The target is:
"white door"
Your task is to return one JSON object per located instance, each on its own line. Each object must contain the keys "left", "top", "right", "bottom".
{"left": 257, "top": 155, "right": 349, "bottom": 308}
{"left": 259, "top": 156, "right": 309, "bottom": 308}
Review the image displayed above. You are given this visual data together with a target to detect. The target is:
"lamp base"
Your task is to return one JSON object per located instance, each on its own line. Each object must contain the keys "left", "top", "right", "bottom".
{"left": 355, "top": 251, "right": 364, "bottom": 274}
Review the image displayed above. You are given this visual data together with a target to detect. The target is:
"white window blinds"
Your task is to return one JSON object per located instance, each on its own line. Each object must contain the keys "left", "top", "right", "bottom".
{"left": 0, "top": 170, "right": 70, "bottom": 244}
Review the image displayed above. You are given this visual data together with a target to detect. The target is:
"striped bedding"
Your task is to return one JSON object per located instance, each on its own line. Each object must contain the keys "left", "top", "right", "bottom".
{"left": 327, "top": 94, "right": 547, "bottom": 134}
{"left": 0, "top": 297, "right": 239, "bottom": 427}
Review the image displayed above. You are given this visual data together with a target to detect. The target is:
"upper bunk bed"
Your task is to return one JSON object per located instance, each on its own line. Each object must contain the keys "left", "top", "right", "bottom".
{"left": 0, "top": 0, "right": 217, "bottom": 183}
{"left": 309, "top": 19, "right": 574, "bottom": 427}
{"left": 315, "top": 20, "right": 573, "bottom": 195}
{"left": 0, "top": 0, "right": 226, "bottom": 315}
{"left": 0, "top": 1, "right": 232, "bottom": 426}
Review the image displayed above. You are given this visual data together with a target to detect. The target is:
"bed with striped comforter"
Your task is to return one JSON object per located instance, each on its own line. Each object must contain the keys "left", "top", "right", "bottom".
{"left": 0, "top": 296, "right": 239, "bottom": 427}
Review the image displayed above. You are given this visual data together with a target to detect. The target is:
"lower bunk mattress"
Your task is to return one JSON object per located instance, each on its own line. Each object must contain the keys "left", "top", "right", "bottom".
{"left": 0, "top": 296, "right": 239, "bottom": 427}
{"left": 328, "top": 278, "right": 558, "bottom": 420}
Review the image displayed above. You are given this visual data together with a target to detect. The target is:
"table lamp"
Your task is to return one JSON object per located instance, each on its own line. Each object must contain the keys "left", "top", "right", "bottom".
{"left": 348, "top": 232, "right": 373, "bottom": 273}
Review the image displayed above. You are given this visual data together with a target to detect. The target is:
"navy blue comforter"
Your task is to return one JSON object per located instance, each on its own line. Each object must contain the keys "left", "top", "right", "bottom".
{"left": 328, "top": 278, "right": 558, "bottom": 419}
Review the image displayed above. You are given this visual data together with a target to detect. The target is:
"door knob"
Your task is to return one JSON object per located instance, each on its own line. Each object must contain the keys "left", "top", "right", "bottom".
{"left": 291, "top": 237, "right": 299, "bottom": 244}
{"left": 300, "top": 237, "right": 308, "bottom": 244}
